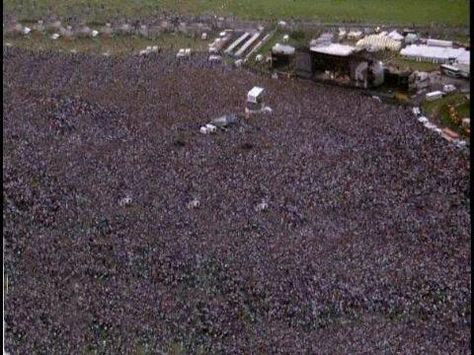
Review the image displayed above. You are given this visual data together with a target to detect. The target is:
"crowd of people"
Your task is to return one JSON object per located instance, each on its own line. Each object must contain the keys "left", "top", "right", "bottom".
{"left": 3, "top": 46, "right": 470, "bottom": 354}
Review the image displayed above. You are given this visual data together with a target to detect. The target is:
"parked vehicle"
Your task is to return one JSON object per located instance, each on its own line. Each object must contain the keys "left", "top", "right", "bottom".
{"left": 440, "top": 64, "right": 460, "bottom": 78}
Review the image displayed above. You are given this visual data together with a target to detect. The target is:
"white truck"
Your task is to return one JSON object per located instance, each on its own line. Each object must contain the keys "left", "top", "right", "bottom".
{"left": 425, "top": 91, "right": 443, "bottom": 101}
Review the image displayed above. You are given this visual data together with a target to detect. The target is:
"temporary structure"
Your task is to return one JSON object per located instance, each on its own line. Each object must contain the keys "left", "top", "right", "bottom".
{"left": 400, "top": 45, "right": 468, "bottom": 64}
{"left": 347, "top": 30, "right": 363, "bottom": 39}
{"left": 356, "top": 34, "right": 402, "bottom": 51}
{"left": 404, "top": 33, "right": 418, "bottom": 44}
{"left": 338, "top": 28, "right": 347, "bottom": 39}
{"left": 310, "top": 43, "right": 356, "bottom": 56}
{"left": 388, "top": 30, "right": 404, "bottom": 41}
{"left": 310, "top": 32, "right": 334, "bottom": 48}
{"left": 426, "top": 39, "right": 453, "bottom": 47}
{"left": 454, "top": 50, "right": 470, "bottom": 77}
{"left": 272, "top": 43, "right": 295, "bottom": 56}
{"left": 455, "top": 50, "right": 470, "bottom": 65}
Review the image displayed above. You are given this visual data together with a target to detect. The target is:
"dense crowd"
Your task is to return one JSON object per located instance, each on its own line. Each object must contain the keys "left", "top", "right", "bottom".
{"left": 3, "top": 47, "right": 470, "bottom": 354}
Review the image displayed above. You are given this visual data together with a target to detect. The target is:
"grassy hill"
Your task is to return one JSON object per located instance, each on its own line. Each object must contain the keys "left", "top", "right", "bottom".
{"left": 4, "top": 0, "right": 470, "bottom": 27}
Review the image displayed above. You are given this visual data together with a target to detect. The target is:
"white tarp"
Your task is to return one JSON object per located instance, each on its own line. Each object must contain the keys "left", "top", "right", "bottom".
{"left": 310, "top": 43, "right": 355, "bottom": 56}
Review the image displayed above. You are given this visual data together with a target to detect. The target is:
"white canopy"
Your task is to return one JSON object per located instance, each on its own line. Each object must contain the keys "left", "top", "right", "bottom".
{"left": 388, "top": 30, "right": 404, "bottom": 41}
{"left": 356, "top": 34, "right": 402, "bottom": 51}
{"left": 401, "top": 45, "right": 468, "bottom": 62}
{"left": 455, "top": 50, "right": 470, "bottom": 65}
{"left": 310, "top": 43, "right": 356, "bottom": 56}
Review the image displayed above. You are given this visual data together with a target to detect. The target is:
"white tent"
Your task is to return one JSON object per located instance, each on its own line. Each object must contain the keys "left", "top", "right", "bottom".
{"left": 454, "top": 51, "right": 470, "bottom": 76}
{"left": 347, "top": 30, "right": 363, "bottom": 39}
{"left": 388, "top": 30, "right": 404, "bottom": 41}
{"left": 310, "top": 43, "right": 356, "bottom": 56}
{"left": 400, "top": 45, "right": 468, "bottom": 64}
{"left": 455, "top": 50, "right": 470, "bottom": 65}
{"left": 356, "top": 34, "right": 402, "bottom": 51}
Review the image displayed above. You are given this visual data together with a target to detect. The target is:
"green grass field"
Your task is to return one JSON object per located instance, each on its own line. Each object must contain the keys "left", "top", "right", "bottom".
{"left": 4, "top": 0, "right": 470, "bottom": 27}
{"left": 422, "top": 92, "right": 470, "bottom": 135}
{"left": 389, "top": 56, "right": 439, "bottom": 72}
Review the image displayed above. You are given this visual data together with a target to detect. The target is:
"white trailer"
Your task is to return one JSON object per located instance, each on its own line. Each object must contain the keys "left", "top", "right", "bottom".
{"left": 425, "top": 91, "right": 443, "bottom": 101}
{"left": 426, "top": 39, "right": 453, "bottom": 48}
